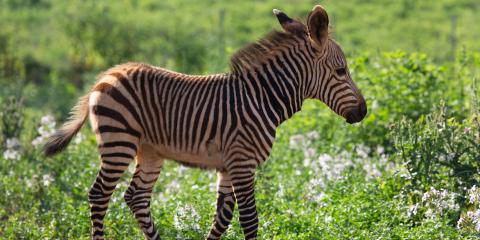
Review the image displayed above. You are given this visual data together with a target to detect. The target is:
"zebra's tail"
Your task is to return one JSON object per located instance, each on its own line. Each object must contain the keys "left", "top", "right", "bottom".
{"left": 44, "top": 94, "right": 90, "bottom": 157}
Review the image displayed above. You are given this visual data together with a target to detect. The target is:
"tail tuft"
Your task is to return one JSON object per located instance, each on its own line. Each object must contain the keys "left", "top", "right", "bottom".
{"left": 43, "top": 94, "right": 90, "bottom": 157}
{"left": 44, "top": 129, "right": 78, "bottom": 157}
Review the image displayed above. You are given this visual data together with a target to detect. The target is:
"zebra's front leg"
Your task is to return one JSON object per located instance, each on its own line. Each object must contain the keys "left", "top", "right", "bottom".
{"left": 124, "top": 144, "right": 163, "bottom": 240}
{"left": 206, "top": 171, "right": 236, "bottom": 239}
{"left": 230, "top": 167, "right": 258, "bottom": 240}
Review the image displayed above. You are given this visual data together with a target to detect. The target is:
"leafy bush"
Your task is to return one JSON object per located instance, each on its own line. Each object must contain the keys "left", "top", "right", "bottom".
{"left": 0, "top": 97, "right": 24, "bottom": 144}
{"left": 392, "top": 105, "right": 480, "bottom": 195}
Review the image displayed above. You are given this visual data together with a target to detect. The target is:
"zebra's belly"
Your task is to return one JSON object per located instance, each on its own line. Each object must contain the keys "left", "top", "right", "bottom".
{"left": 149, "top": 142, "right": 224, "bottom": 170}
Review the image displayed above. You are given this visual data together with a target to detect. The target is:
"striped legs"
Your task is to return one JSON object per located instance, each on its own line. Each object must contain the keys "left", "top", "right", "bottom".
{"left": 88, "top": 152, "right": 134, "bottom": 239}
{"left": 206, "top": 171, "right": 236, "bottom": 239}
{"left": 230, "top": 168, "right": 258, "bottom": 239}
{"left": 125, "top": 144, "right": 163, "bottom": 240}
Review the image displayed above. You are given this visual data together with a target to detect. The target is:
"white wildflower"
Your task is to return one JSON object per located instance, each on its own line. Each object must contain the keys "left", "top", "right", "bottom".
{"left": 322, "top": 155, "right": 351, "bottom": 180}
{"left": 308, "top": 178, "right": 326, "bottom": 190}
{"left": 424, "top": 208, "right": 435, "bottom": 219}
{"left": 304, "top": 147, "right": 317, "bottom": 160}
{"left": 421, "top": 187, "right": 459, "bottom": 219}
{"left": 3, "top": 149, "right": 21, "bottom": 160}
{"left": 276, "top": 184, "right": 285, "bottom": 198}
{"left": 317, "top": 153, "right": 333, "bottom": 168}
{"left": 173, "top": 204, "right": 201, "bottom": 231}
{"left": 157, "top": 192, "right": 168, "bottom": 203}
{"left": 289, "top": 134, "right": 306, "bottom": 149}
{"left": 305, "top": 150, "right": 360, "bottom": 202}
{"left": 306, "top": 131, "right": 319, "bottom": 140}
{"left": 376, "top": 145, "right": 385, "bottom": 155}
{"left": 457, "top": 209, "right": 480, "bottom": 231}
{"left": 6, "top": 137, "right": 20, "bottom": 149}
{"left": 407, "top": 203, "right": 420, "bottom": 217}
{"left": 467, "top": 185, "right": 480, "bottom": 205}
{"left": 3, "top": 137, "right": 21, "bottom": 160}
{"left": 32, "top": 115, "right": 57, "bottom": 148}
{"left": 111, "top": 194, "right": 119, "bottom": 203}
{"left": 371, "top": 100, "right": 379, "bottom": 110}
{"left": 42, "top": 174, "right": 54, "bottom": 187}
{"left": 303, "top": 155, "right": 311, "bottom": 167}
{"left": 306, "top": 178, "right": 326, "bottom": 203}
{"left": 73, "top": 132, "right": 85, "bottom": 145}
{"left": 40, "top": 115, "right": 55, "bottom": 126}
{"left": 166, "top": 180, "right": 180, "bottom": 193}
{"left": 285, "top": 209, "right": 295, "bottom": 215}
{"left": 363, "top": 163, "right": 382, "bottom": 179}
{"left": 209, "top": 182, "right": 216, "bottom": 192}
{"left": 355, "top": 145, "right": 370, "bottom": 159}
{"left": 26, "top": 177, "right": 34, "bottom": 188}
{"left": 339, "top": 150, "right": 352, "bottom": 159}
{"left": 37, "top": 125, "right": 55, "bottom": 137}
{"left": 31, "top": 137, "right": 45, "bottom": 147}
{"left": 311, "top": 191, "right": 326, "bottom": 203}
{"left": 177, "top": 165, "right": 189, "bottom": 175}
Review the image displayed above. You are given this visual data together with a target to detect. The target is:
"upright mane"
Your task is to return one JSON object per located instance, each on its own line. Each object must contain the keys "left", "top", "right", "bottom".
{"left": 229, "top": 30, "right": 307, "bottom": 73}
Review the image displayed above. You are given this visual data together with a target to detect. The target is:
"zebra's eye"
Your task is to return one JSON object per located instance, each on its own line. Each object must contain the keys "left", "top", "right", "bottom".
{"left": 335, "top": 68, "right": 347, "bottom": 76}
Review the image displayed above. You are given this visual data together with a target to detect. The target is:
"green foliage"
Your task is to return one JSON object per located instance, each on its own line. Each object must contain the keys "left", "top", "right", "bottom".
{"left": 1, "top": 1, "right": 480, "bottom": 239}
{"left": 392, "top": 106, "right": 480, "bottom": 194}
{"left": 0, "top": 97, "right": 24, "bottom": 142}
{"left": 0, "top": 0, "right": 479, "bottom": 113}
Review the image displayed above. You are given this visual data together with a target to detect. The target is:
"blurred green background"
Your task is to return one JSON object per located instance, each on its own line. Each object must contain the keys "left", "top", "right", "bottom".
{"left": 1, "top": 0, "right": 479, "bottom": 115}
{"left": 1, "top": 0, "right": 480, "bottom": 239}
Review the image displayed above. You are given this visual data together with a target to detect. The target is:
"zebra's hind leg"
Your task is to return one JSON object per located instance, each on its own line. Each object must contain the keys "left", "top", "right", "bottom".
{"left": 124, "top": 144, "right": 163, "bottom": 240}
{"left": 89, "top": 146, "right": 136, "bottom": 239}
{"left": 206, "top": 171, "right": 236, "bottom": 239}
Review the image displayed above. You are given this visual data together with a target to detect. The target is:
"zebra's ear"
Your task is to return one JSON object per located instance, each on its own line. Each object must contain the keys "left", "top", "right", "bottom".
{"left": 307, "top": 5, "right": 329, "bottom": 50}
{"left": 273, "top": 9, "right": 306, "bottom": 36}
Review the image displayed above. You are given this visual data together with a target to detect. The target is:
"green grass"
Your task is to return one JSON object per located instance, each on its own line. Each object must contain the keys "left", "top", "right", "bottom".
{"left": 0, "top": 124, "right": 473, "bottom": 239}
{"left": 1, "top": 51, "right": 480, "bottom": 239}
{"left": 1, "top": 1, "right": 480, "bottom": 239}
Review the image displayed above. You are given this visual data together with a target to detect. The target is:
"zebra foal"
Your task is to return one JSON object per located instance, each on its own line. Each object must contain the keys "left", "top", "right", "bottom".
{"left": 44, "top": 5, "right": 366, "bottom": 240}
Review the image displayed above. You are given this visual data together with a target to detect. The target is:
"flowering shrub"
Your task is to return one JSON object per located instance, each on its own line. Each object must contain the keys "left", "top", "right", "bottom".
{"left": 0, "top": 97, "right": 24, "bottom": 142}
{"left": 31, "top": 115, "right": 56, "bottom": 148}
{"left": 288, "top": 131, "right": 396, "bottom": 207}
{"left": 457, "top": 210, "right": 480, "bottom": 232}
{"left": 457, "top": 185, "right": 480, "bottom": 232}
{"left": 173, "top": 204, "right": 201, "bottom": 231}
{"left": 392, "top": 106, "right": 480, "bottom": 195}
{"left": 421, "top": 187, "right": 459, "bottom": 219}
{"left": 1, "top": 97, "right": 24, "bottom": 160}
{"left": 3, "top": 137, "right": 21, "bottom": 160}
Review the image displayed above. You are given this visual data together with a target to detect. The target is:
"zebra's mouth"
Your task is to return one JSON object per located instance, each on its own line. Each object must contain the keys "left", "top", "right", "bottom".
{"left": 345, "top": 101, "right": 367, "bottom": 124}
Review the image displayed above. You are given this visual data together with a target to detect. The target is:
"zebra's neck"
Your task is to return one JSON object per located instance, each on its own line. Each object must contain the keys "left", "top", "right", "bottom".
{"left": 235, "top": 52, "right": 307, "bottom": 127}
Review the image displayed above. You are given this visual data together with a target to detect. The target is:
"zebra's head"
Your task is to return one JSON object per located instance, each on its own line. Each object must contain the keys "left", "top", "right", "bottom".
{"left": 274, "top": 5, "right": 367, "bottom": 124}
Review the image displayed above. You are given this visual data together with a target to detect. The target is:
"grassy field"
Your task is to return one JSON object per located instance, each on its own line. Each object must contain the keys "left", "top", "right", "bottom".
{"left": 1, "top": 0, "right": 480, "bottom": 239}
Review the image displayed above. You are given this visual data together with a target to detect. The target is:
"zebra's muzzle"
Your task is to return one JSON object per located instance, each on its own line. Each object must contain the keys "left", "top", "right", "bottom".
{"left": 345, "top": 100, "right": 367, "bottom": 124}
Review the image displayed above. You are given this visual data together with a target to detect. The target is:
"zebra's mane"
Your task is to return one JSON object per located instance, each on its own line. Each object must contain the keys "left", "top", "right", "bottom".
{"left": 229, "top": 30, "right": 306, "bottom": 73}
